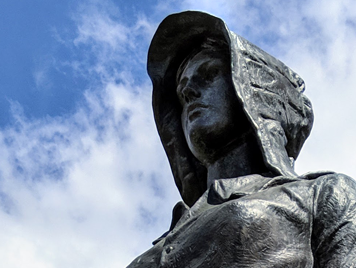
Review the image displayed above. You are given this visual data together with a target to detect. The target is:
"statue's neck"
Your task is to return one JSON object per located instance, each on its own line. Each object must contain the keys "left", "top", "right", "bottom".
{"left": 206, "top": 134, "right": 268, "bottom": 188}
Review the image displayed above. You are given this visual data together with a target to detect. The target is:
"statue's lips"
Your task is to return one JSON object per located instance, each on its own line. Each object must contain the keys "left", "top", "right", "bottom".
{"left": 187, "top": 103, "right": 208, "bottom": 121}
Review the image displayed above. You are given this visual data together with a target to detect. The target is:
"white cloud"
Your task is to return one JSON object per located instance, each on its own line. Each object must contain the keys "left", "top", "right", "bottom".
{"left": 33, "top": 56, "right": 56, "bottom": 91}
{"left": 0, "top": 80, "right": 180, "bottom": 267}
{"left": 70, "top": 2, "right": 156, "bottom": 85}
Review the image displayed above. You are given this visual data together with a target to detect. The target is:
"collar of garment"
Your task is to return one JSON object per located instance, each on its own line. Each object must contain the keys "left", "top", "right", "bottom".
{"left": 207, "top": 173, "right": 299, "bottom": 204}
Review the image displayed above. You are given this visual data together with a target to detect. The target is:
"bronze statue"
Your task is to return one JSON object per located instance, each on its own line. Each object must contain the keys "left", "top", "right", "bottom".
{"left": 128, "top": 11, "right": 356, "bottom": 267}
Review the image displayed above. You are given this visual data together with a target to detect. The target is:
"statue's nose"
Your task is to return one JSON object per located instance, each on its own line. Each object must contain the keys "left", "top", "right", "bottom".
{"left": 181, "top": 85, "right": 201, "bottom": 103}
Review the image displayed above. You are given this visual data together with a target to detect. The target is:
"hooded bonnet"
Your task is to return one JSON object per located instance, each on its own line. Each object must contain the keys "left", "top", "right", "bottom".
{"left": 148, "top": 11, "right": 313, "bottom": 206}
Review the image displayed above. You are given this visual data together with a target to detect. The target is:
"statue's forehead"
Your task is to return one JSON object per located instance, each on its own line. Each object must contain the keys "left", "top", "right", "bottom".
{"left": 177, "top": 48, "right": 231, "bottom": 83}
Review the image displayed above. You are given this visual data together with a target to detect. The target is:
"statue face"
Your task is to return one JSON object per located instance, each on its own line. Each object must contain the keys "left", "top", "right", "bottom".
{"left": 176, "top": 50, "right": 250, "bottom": 164}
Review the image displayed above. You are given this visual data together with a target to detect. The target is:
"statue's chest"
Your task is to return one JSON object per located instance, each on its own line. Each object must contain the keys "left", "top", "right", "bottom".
{"left": 160, "top": 188, "right": 314, "bottom": 267}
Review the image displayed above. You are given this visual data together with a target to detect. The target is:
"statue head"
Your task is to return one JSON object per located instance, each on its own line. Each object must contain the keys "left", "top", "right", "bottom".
{"left": 148, "top": 11, "right": 314, "bottom": 206}
{"left": 176, "top": 40, "right": 253, "bottom": 167}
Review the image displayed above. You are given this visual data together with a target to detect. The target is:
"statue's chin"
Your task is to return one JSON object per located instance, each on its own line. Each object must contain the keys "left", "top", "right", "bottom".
{"left": 185, "top": 120, "right": 235, "bottom": 163}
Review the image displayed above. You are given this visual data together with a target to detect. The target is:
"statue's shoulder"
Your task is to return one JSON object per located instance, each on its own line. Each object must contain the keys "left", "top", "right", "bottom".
{"left": 307, "top": 172, "right": 356, "bottom": 264}
{"left": 300, "top": 170, "right": 356, "bottom": 189}
{"left": 301, "top": 171, "right": 356, "bottom": 216}
{"left": 296, "top": 171, "right": 356, "bottom": 207}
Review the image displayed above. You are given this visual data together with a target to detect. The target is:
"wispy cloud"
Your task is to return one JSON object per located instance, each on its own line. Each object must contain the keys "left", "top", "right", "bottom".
{"left": 70, "top": 2, "right": 156, "bottom": 85}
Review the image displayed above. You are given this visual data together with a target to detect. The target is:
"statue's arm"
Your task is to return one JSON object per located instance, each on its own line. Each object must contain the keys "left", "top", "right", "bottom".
{"left": 312, "top": 173, "right": 356, "bottom": 267}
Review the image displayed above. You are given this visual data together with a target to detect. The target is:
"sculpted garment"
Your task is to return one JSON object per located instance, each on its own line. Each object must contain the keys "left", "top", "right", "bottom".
{"left": 128, "top": 172, "right": 356, "bottom": 268}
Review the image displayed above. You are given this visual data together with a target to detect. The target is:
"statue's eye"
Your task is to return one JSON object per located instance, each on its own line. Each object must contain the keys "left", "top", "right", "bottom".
{"left": 204, "top": 66, "right": 220, "bottom": 82}
{"left": 197, "top": 62, "right": 220, "bottom": 84}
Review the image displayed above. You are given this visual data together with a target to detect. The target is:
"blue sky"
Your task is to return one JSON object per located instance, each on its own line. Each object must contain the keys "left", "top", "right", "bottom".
{"left": 1, "top": 1, "right": 78, "bottom": 125}
{"left": 0, "top": 0, "right": 356, "bottom": 267}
